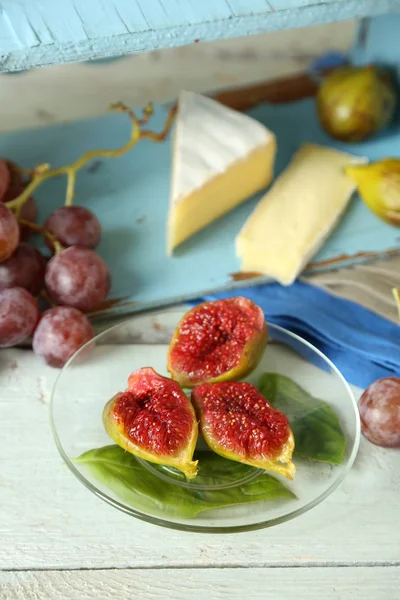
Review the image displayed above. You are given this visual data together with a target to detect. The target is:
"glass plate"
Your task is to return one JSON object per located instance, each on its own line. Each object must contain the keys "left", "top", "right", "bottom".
{"left": 50, "top": 307, "right": 360, "bottom": 533}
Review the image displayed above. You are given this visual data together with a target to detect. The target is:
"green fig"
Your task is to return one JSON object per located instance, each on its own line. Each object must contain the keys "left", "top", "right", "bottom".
{"left": 192, "top": 381, "right": 295, "bottom": 480}
{"left": 167, "top": 297, "right": 268, "bottom": 388}
{"left": 103, "top": 367, "right": 199, "bottom": 479}
{"left": 317, "top": 65, "right": 396, "bottom": 142}
{"left": 345, "top": 159, "right": 400, "bottom": 226}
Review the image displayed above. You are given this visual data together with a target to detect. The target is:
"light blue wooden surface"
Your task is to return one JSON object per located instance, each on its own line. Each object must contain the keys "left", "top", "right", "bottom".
{"left": 0, "top": 0, "right": 399, "bottom": 72}
{"left": 352, "top": 13, "right": 400, "bottom": 72}
{"left": 2, "top": 93, "right": 399, "bottom": 318}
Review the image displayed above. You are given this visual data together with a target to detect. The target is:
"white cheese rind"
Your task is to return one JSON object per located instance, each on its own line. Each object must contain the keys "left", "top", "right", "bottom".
{"left": 167, "top": 90, "right": 276, "bottom": 254}
{"left": 236, "top": 143, "right": 368, "bottom": 285}
{"left": 171, "top": 90, "right": 274, "bottom": 204}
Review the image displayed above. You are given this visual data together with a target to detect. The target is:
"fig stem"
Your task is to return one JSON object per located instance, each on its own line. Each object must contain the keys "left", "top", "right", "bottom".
{"left": 17, "top": 218, "right": 64, "bottom": 254}
{"left": 7, "top": 102, "right": 177, "bottom": 213}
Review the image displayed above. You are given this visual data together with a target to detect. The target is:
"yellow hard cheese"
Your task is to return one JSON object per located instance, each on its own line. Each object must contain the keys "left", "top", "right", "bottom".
{"left": 236, "top": 143, "right": 367, "bottom": 285}
{"left": 167, "top": 91, "right": 276, "bottom": 254}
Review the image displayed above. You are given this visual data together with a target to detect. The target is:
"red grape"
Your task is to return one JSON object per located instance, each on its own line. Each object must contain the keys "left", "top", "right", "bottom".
{"left": 1, "top": 160, "right": 25, "bottom": 203}
{"left": 0, "top": 159, "right": 11, "bottom": 203}
{"left": 18, "top": 196, "right": 38, "bottom": 241}
{"left": 358, "top": 377, "right": 400, "bottom": 448}
{"left": 0, "top": 243, "right": 46, "bottom": 295}
{"left": 45, "top": 246, "right": 110, "bottom": 312}
{"left": 3, "top": 177, "right": 38, "bottom": 241}
{"left": 0, "top": 203, "right": 19, "bottom": 262}
{"left": 0, "top": 287, "right": 39, "bottom": 347}
{"left": 44, "top": 206, "right": 101, "bottom": 251}
{"left": 33, "top": 306, "right": 94, "bottom": 368}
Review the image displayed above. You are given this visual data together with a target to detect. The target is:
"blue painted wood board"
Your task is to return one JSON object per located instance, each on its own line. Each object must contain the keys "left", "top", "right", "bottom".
{"left": 352, "top": 13, "right": 400, "bottom": 74}
{"left": 1, "top": 95, "right": 399, "bottom": 319}
{"left": 0, "top": 0, "right": 400, "bottom": 72}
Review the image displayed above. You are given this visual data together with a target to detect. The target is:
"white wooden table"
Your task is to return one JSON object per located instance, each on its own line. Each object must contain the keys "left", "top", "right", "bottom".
{"left": 1, "top": 327, "right": 399, "bottom": 600}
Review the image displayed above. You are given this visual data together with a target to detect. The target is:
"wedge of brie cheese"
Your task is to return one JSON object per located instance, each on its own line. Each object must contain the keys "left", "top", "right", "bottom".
{"left": 167, "top": 90, "right": 276, "bottom": 254}
{"left": 236, "top": 143, "right": 367, "bottom": 285}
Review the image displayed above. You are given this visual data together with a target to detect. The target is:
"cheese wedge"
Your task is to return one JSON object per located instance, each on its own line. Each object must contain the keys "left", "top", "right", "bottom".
{"left": 236, "top": 143, "right": 367, "bottom": 285}
{"left": 167, "top": 91, "right": 276, "bottom": 254}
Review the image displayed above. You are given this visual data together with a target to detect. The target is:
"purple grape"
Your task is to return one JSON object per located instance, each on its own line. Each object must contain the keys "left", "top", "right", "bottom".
{"left": 0, "top": 287, "right": 39, "bottom": 347}
{"left": 44, "top": 206, "right": 101, "bottom": 251}
{"left": 2, "top": 166, "right": 37, "bottom": 241}
{"left": 33, "top": 306, "right": 94, "bottom": 368}
{"left": 0, "top": 159, "right": 11, "bottom": 203}
{"left": 18, "top": 196, "right": 38, "bottom": 241}
{"left": 2, "top": 160, "right": 26, "bottom": 203}
{"left": 358, "top": 377, "right": 400, "bottom": 448}
{"left": 0, "top": 203, "right": 19, "bottom": 262}
{"left": 0, "top": 243, "right": 46, "bottom": 295}
{"left": 45, "top": 246, "right": 110, "bottom": 312}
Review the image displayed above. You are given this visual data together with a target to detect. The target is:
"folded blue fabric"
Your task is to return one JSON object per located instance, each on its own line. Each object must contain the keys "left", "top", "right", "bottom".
{"left": 189, "top": 280, "right": 400, "bottom": 389}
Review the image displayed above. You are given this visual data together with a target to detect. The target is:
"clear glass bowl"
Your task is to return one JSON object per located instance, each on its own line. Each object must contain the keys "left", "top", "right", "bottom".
{"left": 50, "top": 307, "right": 360, "bottom": 533}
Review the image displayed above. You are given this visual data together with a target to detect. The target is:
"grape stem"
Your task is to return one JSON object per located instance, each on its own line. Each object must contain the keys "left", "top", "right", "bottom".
{"left": 40, "top": 288, "right": 56, "bottom": 307}
{"left": 65, "top": 171, "right": 76, "bottom": 207}
{"left": 18, "top": 219, "right": 64, "bottom": 254}
{"left": 8, "top": 102, "right": 177, "bottom": 213}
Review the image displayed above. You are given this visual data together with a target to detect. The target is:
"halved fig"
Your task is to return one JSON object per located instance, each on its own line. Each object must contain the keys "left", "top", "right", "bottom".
{"left": 167, "top": 297, "right": 267, "bottom": 388}
{"left": 192, "top": 381, "right": 295, "bottom": 479}
{"left": 103, "top": 367, "right": 198, "bottom": 479}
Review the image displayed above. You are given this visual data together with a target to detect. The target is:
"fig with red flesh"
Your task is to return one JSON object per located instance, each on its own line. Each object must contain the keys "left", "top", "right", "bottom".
{"left": 192, "top": 381, "right": 295, "bottom": 479}
{"left": 103, "top": 367, "right": 199, "bottom": 479}
{"left": 167, "top": 297, "right": 267, "bottom": 388}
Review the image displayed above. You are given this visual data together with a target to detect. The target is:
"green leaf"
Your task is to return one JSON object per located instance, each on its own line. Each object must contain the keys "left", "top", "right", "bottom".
{"left": 258, "top": 373, "right": 346, "bottom": 465}
{"left": 73, "top": 445, "right": 296, "bottom": 520}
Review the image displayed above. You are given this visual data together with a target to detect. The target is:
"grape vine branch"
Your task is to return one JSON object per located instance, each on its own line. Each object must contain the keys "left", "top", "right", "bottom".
{"left": 7, "top": 102, "right": 177, "bottom": 216}
{"left": 18, "top": 219, "right": 64, "bottom": 254}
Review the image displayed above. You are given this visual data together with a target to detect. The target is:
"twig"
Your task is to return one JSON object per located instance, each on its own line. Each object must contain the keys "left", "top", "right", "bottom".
{"left": 18, "top": 219, "right": 64, "bottom": 254}
{"left": 7, "top": 102, "right": 176, "bottom": 213}
{"left": 141, "top": 105, "right": 177, "bottom": 142}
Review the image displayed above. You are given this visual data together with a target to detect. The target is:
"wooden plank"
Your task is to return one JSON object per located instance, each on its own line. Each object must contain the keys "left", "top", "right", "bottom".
{"left": 0, "top": 21, "right": 354, "bottom": 131}
{"left": 0, "top": 0, "right": 398, "bottom": 71}
{"left": 0, "top": 343, "right": 399, "bottom": 571}
{"left": 271, "top": 0, "right": 338, "bottom": 9}
{"left": 136, "top": 0, "right": 234, "bottom": 28}
{"left": 228, "top": 0, "right": 273, "bottom": 17}
{"left": 73, "top": 0, "right": 131, "bottom": 38}
{"left": 0, "top": 567, "right": 399, "bottom": 600}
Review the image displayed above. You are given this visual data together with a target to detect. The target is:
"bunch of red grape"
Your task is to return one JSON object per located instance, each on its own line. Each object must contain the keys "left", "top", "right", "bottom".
{"left": 0, "top": 159, "right": 110, "bottom": 368}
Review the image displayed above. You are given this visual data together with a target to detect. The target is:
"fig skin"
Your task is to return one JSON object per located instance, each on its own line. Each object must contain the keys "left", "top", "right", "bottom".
{"left": 167, "top": 297, "right": 268, "bottom": 388}
{"left": 345, "top": 160, "right": 400, "bottom": 227}
{"left": 103, "top": 367, "right": 199, "bottom": 479}
{"left": 192, "top": 381, "right": 295, "bottom": 480}
{"left": 317, "top": 65, "right": 396, "bottom": 142}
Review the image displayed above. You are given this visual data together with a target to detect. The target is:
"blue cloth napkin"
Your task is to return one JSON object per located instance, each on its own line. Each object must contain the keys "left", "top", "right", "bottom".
{"left": 189, "top": 280, "right": 400, "bottom": 389}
